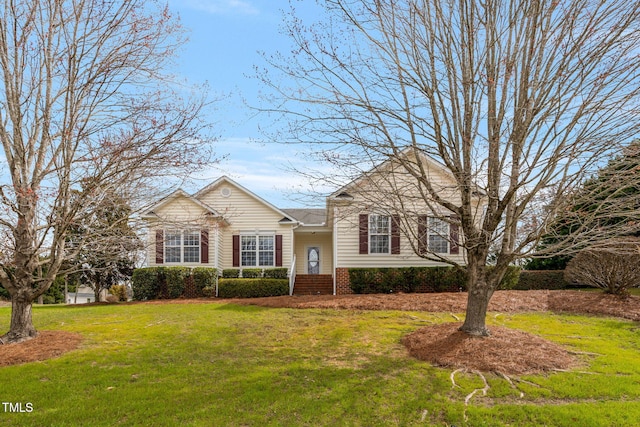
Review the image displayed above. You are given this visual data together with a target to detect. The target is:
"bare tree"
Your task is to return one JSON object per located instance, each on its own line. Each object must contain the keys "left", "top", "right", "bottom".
{"left": 0, "top": 0, "right": 214, "bottom": 343}
{"left": 259, "top": 0, "right": 640, "bottom": 335}
{"left": 564, "top": 239, "right": 640, "bottom": 297}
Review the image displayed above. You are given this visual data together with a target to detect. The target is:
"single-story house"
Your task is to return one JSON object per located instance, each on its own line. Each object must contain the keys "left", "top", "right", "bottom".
{"left": 142, "top": 152, "right": 484, "bottom": 295}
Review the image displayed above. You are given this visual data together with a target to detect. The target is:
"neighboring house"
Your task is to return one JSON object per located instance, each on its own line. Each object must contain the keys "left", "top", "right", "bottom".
{"left": 67, "top": 286, "right": 108, "bottom": 304}
{"left": 142, "top": 153, "right": 484, "bottom": 295}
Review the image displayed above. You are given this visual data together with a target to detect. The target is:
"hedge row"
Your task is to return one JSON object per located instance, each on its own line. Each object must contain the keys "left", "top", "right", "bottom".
{"left": 348, "top": 266, "right": 522, "bottom": 294}
{"left": 514, "top": 270, "right": 572, "bottom": 290}
{"left": 218, "top": 278, "right": 289, "bottom": 298}
{"left": 132, "top": 267, "right": 218, "bottom": 301}
{"left": 222, "top": 268, "right": 288, "bottom": 279}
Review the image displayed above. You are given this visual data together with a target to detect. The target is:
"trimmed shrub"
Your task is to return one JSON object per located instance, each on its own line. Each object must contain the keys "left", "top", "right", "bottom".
{"left": 202, "top": 286, "right": 216, "bottom": 297}
{"left": 349, "top": 268, "right": 384, "bottom": 294}
{"left": 192, "top": 267, "right": 218, "bottom": 296}
{"left": 495, "top": 266, "right": 522, "bottom": 290}
{"left": 440, "top": 267, "right": 468, "bottom": 292}
{"left": 164, "top": 267, "right": 190, "bottom": 299}
{"left": 218, "top": 278, "right": 289, "bottom": 298}
{"left": 132, "top": 267, "right": 219, "bottom": 300}
{"left": 515, "top": 270, "right": 569, "bottom": 290}
{"left": 132, "top": 268, "right": 160, "bottom": 301}
{"left": 349, "top": 266, "right": 468, "bottom": 294}
{"left": 264, "top": 268, "right": 288, "bottom": 279}
{"left": 241, "top": 268, "right": 262, "bottom": 278}
{"left": 222, "top": 269, "right": 240, "bottom": 278}
{"left": 348, "top": 265, "right": 519, "bottom": 294}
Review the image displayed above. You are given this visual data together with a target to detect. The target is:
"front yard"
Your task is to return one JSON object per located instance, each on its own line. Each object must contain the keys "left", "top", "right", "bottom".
{"left": 0, "top": 291, "right": 639, "bottom": 426}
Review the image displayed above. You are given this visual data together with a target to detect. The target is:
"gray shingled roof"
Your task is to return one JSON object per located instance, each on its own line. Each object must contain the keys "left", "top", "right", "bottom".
{"left": 282, "top": 208, "right": 327, "bottom": 225}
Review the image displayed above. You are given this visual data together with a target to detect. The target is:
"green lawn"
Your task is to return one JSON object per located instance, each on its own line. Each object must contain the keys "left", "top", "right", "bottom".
{"left": 0, "top": 301, "right": 639, "bottom": 426}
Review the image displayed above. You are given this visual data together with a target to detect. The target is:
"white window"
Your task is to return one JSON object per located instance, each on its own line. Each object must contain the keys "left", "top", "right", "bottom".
{"left": 241, "top": 234, "right": 275, "bottom": 267}
{"left": 428, "top": 217, "right": 449, "bottom": 254}
{"left": 183, "top": 231, "right": 201, "bottom": 263}
{"left": 165, "top": 230, "right": 182, "bottom": 263}
{"left": 165, "top": 230, "right": 200, "bottom": 263}
{"left": 369, "top": 214, "right": 390, "bottom": 254}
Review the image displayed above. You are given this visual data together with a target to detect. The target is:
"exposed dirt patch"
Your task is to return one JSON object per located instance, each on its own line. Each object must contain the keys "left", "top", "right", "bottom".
{"left": 402, "top": 322, "right": 577, "bottom": 375}
{"left": 0, "top": 331, "right": 83, "bottom": 367}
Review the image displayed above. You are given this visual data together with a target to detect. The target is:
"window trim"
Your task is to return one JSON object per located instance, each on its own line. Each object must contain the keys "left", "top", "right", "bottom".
{"left": 239, "top": 232, "right": 276, "bottom": 267}
{"left": 427, "top": 216, "right": 450, "bottom": 254}
{"left": 164, "top": 229, "right": 201, "bottom": 264}
{"left": 368, "top": 214, "right": 391, "bottom": 254}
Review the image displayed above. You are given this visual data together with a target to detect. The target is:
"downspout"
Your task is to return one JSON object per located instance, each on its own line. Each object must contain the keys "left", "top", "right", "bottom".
{"left": 290, "top": 223, "right": 300, "bottom": 295}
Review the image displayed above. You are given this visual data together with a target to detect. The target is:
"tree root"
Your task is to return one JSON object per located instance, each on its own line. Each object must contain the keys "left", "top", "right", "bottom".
{"left": 450, "top": 368, "right": 465, "bottom": 389}
{"left": 495, "top": 371, "right": 525, "bottom": 398}
{"left": 450, "top": 368, "right": 490, "bottom": 422}
{"left": 0, "top": 331, "right": 38, "bottom": 345}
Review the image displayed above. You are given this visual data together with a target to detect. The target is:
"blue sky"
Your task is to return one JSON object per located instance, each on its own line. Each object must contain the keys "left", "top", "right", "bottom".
{"left": 166, "top": 0, "right": 328, "bottom": 208}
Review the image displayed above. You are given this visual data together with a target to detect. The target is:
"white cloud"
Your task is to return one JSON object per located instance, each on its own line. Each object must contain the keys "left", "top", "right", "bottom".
{"left": 190, "top": 137, "right": 333, "bottom": 207}
{"left": 178, "top": 0, "right": 260, "bottom": 16}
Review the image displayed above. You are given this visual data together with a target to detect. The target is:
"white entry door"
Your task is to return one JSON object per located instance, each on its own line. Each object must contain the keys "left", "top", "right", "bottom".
{"left": 307, "top": 247, "right": 320, "bottom": 274}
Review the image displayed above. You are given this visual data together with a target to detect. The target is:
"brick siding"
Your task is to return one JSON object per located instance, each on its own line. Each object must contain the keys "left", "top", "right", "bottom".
{"left": 335, "top": 267, "right": 354, "bottom": 295}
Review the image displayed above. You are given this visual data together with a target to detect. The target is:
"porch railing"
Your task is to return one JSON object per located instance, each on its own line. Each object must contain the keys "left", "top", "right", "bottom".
{"left": 288, "top": 254, "right": 296, "bottom": 296}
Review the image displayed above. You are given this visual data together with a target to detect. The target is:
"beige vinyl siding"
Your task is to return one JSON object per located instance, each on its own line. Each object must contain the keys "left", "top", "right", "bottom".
{"left": 334, "top": 208, "right": 466, "bottom": 268}
{"left": 198, "top": 182, "right": 295, "bottom": 270}
{"left": 293, "top": 231, "right": 333, "bottom": 275}
{"left": 332, "top": 160, "right": 480, "bottom": 269}
{"left": 145, "top": 195, "right": 216, "bottom": 267}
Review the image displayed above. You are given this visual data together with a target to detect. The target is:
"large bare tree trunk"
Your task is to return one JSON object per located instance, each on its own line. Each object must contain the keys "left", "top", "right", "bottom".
{"left": 1, "top": 293, "right": 37, "bottom": 344}
{"left": 459, "top": 254, "right": 494, "bottom": 336}
{"left": 460, "top": 283, "right": 493, "bottom": 336}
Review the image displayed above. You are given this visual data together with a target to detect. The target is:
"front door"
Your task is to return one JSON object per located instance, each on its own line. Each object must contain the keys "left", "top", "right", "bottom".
{"left": 307, "top": 247, "right": 320, "bottom": 274}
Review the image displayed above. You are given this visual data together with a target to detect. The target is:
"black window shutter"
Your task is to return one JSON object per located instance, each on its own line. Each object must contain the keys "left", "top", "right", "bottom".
{"left": 359, "top": 214, "right": 369, "bottom": 254}
{"left": 201, "top": 229, "right": 209, "bottom": 263}
{"left": 155, "top": 230, "right": 164, "bottom": 264}
{"left": 417, "top": 215, "right": 428, "bottom": 255}
{"left": 275, "top": 235, "right": 283, "bottom": 267}
{"left": 391, "top": 215, "right": 401, "bottom": 254}
{"left": 449, "top": 215, "right": 460, "bottom": 254}
{"left": 232, "top": 235, "right": 240, "bottom": 267}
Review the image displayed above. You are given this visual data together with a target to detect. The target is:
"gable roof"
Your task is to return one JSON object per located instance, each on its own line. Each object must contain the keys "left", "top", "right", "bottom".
{"left": 142, "top": 189, "right": 223, "bottom": 219}
{"left": 194, "top": 176, "right": 298, "bottom": 223}
{"left": 282, "top": 209, "right": 327, "bottom": 226}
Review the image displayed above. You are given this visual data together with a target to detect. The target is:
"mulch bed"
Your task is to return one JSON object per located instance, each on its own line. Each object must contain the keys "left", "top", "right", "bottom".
{"left": 230, "top": 290, "right": 640, "bottom": 322}
{"left": 402, "top": 323, "right": 577, "bottom": 375}
{"left": 0, "top": 331, "right": 83, "bottom": 367}
{"left": 1, "top": 290, "right": 638, "bottom": 374}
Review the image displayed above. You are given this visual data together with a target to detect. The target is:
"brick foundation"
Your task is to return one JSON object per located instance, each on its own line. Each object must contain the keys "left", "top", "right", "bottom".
{"left": 335, "top": 268, "right": 354, "bottom": 295}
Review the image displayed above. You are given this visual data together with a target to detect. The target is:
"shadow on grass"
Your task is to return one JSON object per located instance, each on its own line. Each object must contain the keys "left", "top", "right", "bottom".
{"left": 213, "top": 303, "right": 270, "bottom": 313}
